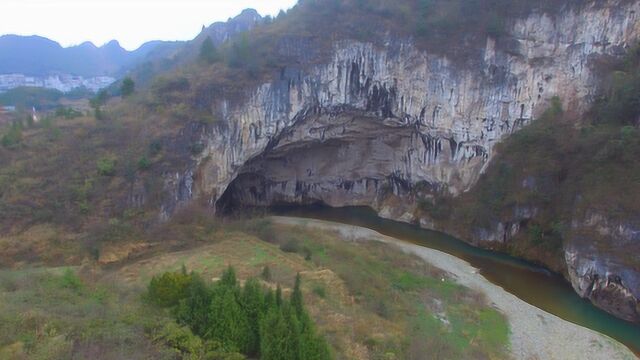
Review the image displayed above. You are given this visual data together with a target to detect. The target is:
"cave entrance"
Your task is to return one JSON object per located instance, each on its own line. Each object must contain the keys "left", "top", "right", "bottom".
{"left": 216, "top": 111, "right": 417, "bottom": 214}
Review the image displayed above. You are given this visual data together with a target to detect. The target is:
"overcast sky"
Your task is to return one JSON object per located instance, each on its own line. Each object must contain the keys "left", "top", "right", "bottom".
{"left": 1, "top": 0, "right": 298, "bottom": 50}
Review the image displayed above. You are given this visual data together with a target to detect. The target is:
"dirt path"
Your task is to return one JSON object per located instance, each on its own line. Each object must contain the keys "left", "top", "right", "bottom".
{"left": 271, "top": 216, "right": 637, "bottom": 360}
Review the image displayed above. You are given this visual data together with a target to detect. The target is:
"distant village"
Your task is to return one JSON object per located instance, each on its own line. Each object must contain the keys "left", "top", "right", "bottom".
{"left": 0, "top": 73, "right": 115, "bottom": 124}
{"left": 0, "top": 73, "right": 115, "bottom": 93}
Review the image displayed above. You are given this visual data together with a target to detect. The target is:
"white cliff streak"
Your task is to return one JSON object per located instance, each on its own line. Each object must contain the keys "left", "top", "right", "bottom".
{"left": 164, "top": 0, "right": 640, "bottom": 321}
{"left": 187, "top": 0, "right": 639, "bottom": 204}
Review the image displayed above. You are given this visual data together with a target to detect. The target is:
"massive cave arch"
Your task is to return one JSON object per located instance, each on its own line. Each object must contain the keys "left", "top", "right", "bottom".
{"left": 216, "top": 108, "right": 420, "bottom": 214}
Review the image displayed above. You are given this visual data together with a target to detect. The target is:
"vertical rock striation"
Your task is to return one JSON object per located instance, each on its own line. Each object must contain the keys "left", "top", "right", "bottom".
{"left": 163, "top": 0, "right": 640, "bottom": 321}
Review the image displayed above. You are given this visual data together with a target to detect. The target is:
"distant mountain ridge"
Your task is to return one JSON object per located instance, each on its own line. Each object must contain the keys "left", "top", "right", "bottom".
{"left": 0, "top": 9, "right": 263, "bottom": 80}
{"left": 197, "top": 8, "right": 262, "bottom": 45}
{"left": 0, "top": 35, "right": 181, "bottom": 77}
{"left": 125, "top": 8, "right": 264, "bottom": 87}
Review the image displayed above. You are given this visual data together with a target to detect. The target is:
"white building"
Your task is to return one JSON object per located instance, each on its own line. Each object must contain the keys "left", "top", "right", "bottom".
{"left": 0, "top": 73, "right": 116, "bottom": 93}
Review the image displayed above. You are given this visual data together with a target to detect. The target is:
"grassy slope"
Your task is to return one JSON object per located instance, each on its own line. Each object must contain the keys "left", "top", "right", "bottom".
{"left": 0, "top": 215, "right": 509, "bottom": 360}
{"left": 0, "top": 95, "right": 201, "bottom": 266}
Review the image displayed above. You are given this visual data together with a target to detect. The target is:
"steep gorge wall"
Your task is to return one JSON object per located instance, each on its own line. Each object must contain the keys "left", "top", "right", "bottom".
{"left": 162, "top": 0, "right": 640, "bottom": 321}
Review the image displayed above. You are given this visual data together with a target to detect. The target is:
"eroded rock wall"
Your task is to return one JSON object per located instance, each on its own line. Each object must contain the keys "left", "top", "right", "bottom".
{"left": 187, "top": 0, "right": 639, "bottom": 203}
{"left": 163, "top": 0, "right": 640, "bottom": 321}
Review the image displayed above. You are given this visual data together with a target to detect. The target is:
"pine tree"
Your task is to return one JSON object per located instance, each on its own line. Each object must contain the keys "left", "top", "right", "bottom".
{"left": 175, "top": 273, "right": 211, "bottom": 337}
{"left": 282, "top": 304, "right": 301, "bottom": 360}
{"left": 220, "top": 266, "right": 237, "bottom": 289}
{"left": 207, "top": 288, "right": 250, "bottom": 353}
{"left": 275, "top": 284, "right": 283, "bottom": 308}
{"left": 199, "top": 36, "right": 219, "bottom": 64}
{"left": 120, "top": 77, "right": 135, "bottom": 97}
{"left": 264, "top": 288, "right": 275, "bottom": 311}
{"left": 227, "top": 33, "right": 253, "bottom": 70}
{"left": 291, "top": 273, "right": 303, "bottom": 317}
{"left": 261, "top": 265, "right": 272, "bottom": 281}
{"left": 260, "top": 306, "right": 299, "bottom": 360}
{"left": 242, "top": 278, "right": 264, "bottom": 356}
{"left": 298, "top": 312, "right": 331, "bottom": 360}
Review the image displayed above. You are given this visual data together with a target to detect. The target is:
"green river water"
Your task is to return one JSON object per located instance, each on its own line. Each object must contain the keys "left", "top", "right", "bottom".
{"left": 272, "top": 205, "right": 640, "bottom": 355}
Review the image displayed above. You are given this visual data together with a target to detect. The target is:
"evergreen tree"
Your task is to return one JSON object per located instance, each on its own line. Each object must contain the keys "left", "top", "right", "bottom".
{"left": 120, "top": 77, "right": 135, "bottom": 97}
{"left": 291, "top": 273, "right": 304, "bottom": 317}
{"left": 90, "top": 89, "right": 109, "bottom": 108}
{"left": 260, "top": 306, "right": 297, "bottom": 360}
{"left": 264, "top": 288, "right": 275, "bottom": 311}
{"left": 275, "top": 284, "right": 283, "bottom": 308}
{"left": 176, "top": 273, "right": 211, "bottom": 337}
{"left": 199, "top": 36, "right": 219, "bottom": 64}
{"left": 90, "top": 89, "right": 109, "bottom": 121}
{"left": 227, "top": 33, "right": 254, "bottom": 71}
{"left": 220, "top": 266, "right": 237, "bottom": 289}
{"left": 282, "top": 304, "right": 302, "bottom": 359}
{"left": 207, "top": 288, "right": 250, "bottom": 353}
{"left": 298, "top": 312, "right": 332, "bottom": 360}
{"left": 261, "top": 265, "right": 272, "bottom": 281}
{"left": 242, "top": 278, "right": 264, "bottom": 356}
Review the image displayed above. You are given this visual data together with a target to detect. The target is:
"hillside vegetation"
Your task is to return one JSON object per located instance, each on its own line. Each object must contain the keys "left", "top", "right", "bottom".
{"left": 0, "top": 215, "right": 509, "bottom": 359}
{"left": 0, "top": 0, "right": 637, "bottom": 282}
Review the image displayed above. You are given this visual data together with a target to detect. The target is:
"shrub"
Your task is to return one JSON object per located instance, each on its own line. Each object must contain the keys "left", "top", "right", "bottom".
{"left": 261, "top": 265, "right": 272, "bottom": 281}
{"left": 154, "top": 321, "right": 204, "bottom": 356}
{"left": 152, "top": 76, "right": 190, "bottom": 104}
{"left": 1, "top": 122, "right": 23, "bottom": 148}
{"left": 250, "top": 219, "right": 277, "bottom": 243}
{"left": 54, "top": 107, "right": 82, "bottom": 119}
{"left": 280, "top": 239, "right": 300, "bottom": 253}
{"left": 312, "top": 284, "right": 326, "bottom": 298}
{"left": 137, "top": 156, "right": 151, "bottom": 170}
{"left": 120, "top": 77, "right": 135, "bottom": 97}
{"left": 303, "top": 246, "right": 313, "bottom": 261}
{"left": 96, "top": 156, "right": 116, "bottom": 176}
{"left": 60, "top": 268, "right": 83, "bottom": 291}
{"left": 147, "top": 268, "right": 194, "bottom": 307}
{"left": 147, "top": 140, "right": 162, "bottom": 157}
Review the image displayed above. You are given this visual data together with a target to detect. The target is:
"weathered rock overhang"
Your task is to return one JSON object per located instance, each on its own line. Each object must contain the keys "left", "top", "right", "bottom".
{"left": 216, "top": 107, "right": 422, "bottom": 213}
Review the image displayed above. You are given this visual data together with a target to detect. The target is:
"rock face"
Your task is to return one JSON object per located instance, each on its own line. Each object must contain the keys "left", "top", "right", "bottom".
{"left": 197, "top": 8, "right": 263, "bottom": 46}
{"left": 565, "top": 212, "right": 640, "bottom": 322}
{"left": 164, "top": 1, "right": 640, "bottom": 321}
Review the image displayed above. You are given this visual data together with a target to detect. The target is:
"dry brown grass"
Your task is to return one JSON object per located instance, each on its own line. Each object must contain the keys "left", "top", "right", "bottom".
{"left": 0, "top": 224, "right": 84, "bottom": 267}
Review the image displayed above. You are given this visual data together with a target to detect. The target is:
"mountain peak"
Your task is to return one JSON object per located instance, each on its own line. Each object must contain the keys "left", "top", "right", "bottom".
{"left": 103, "top": 39, "right": 122, "bottom": 49}
{"left": 77, "top": 41, "right": 98, "bottom": 49}
{"left": 238, "top": 8, "right": 260, "bottom": 18}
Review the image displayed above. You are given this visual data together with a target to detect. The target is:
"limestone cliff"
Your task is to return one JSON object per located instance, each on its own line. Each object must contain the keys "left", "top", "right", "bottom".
{"left": 162, "top": 0, "right": 640, "bottom": 321}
